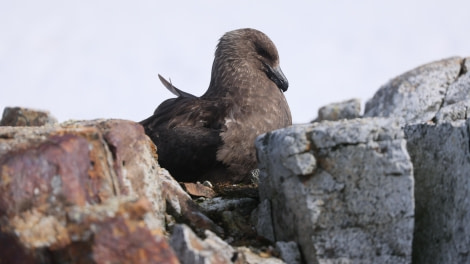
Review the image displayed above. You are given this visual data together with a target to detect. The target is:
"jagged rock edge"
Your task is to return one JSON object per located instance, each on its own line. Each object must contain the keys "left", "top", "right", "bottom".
{"left": 432, "top": 57, "right": 468, "bottom": 123}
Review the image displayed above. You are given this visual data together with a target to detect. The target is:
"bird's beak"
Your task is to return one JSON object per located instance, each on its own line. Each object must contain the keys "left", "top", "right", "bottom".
{"left": 264, "top": 63, "right": 289, "bottom": 92}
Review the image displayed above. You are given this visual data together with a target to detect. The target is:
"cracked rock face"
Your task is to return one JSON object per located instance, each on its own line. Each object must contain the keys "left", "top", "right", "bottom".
{"left": 256, "top": 118, "right": 414, "bottom": 264}
{"left": 314, "top": 98, "right": 362, "bottom": 122}
{"left": 363, "top": 57, "right": 470, "bottom": 263}
{"left": 170, "top": 224, "right": 286, "bottom": 264}
{"left": 256, "top": 56, "right": 470, "bottom": 263}
{"left": 406, "top": 120, "right": 470, "bottom": 264}
{"left": 364, "top": 56, "right": 469, "bottom": 124}
{"left": 0, "top": 119, "right": 174, "bottom": 263}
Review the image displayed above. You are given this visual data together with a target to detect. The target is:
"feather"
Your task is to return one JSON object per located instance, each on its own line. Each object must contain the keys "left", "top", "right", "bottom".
{"left": 141, "top": 28, "right": 292, "bottom": 183}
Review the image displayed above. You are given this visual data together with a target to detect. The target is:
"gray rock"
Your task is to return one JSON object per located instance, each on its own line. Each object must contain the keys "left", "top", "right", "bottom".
{"left": 256, "top": 118, "right": 414, "bottom": 264}
{"left": 161, "top": 169, "right": 224, "bottom": 237}
{"left": 364, "top": 57, "right": 467, "bottom": 124}
{"left": 362, "top": 56, "right": 470, "bottom": 263}
{"left": 275, "top": 241, "right": 302, "bottom": 264}
{"left": 434, "top": 57, "right": 470, "bottom": 123}
{"left": 197, "top": 196, "right": 258, "bottom": 242}
{"left": 315, "top": 98, "right": 361, "bottom": 122}
{"left": 256, "top": 199, "right": 275, "bottom": 242}
{"left": 200, "top": 197, "right": 258, "bottom": 237}
{"left": 405, "top": 119, "right": 470, "bottom": 264}
{"left": 441, "top": 57, "right": 470, "bottom": 106}
{"left": 236, "top": 247, "right": 285, "bottom": 264}
{"left": 170, "top": 224, "right": 235, "bottom": 264}
{"left": 197, "top": 197, "right": 257, "bottom": 214}
{"left": 170, "top": 224, "right": 285, "bottom": 264}
{"left": 434, "top": 99, "right": 470, "bottom": 123}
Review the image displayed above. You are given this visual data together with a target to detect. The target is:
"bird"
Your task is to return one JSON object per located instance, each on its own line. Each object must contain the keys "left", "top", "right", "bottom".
{"left": 140, "top": 28, "right": 292, "bottom": 183}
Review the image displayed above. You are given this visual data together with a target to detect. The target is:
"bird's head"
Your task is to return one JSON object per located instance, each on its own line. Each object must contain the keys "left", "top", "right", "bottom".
{"left": 211, "top": 28, "right": 289, "bottom": 93}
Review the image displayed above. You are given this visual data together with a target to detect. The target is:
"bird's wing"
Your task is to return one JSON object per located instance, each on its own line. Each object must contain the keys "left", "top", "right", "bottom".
{"left": 142, "top": 96, "right": 227, "bottom": 129}
{"left": 158, "top": 74, "right": 197, "bottom": 98}
{"left": 140, "top": 96, "right": 229, "bottom": 181}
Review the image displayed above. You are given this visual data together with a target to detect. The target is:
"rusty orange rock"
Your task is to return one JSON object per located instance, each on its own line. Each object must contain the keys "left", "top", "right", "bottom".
{"left": 0, "top": 119, "right": 169, "bottom": 263}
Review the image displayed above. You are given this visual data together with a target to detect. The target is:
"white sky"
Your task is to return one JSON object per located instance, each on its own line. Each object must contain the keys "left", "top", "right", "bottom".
{"left": 1, "top": 1, "right": 470, "bottom": 124}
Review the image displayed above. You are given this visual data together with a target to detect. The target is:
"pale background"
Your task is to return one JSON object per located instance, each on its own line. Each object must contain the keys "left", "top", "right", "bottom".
{"left": 1, "top": 1, "right": 469, "bottom": 124}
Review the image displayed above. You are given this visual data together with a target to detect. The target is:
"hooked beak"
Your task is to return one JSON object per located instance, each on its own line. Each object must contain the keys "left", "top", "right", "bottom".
{"left": 264, "top": 62, "right": 289, "bottom": 92}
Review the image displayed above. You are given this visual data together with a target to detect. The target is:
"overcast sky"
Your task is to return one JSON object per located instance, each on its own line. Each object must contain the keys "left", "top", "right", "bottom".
{"left": 1, "top": 1, "right": 470, "bottom": 124}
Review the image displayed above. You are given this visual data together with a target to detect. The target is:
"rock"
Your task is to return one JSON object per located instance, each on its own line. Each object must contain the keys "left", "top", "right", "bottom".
{"left": 256, "top": 199, "right": 275, "bottom": 242}
{"left": 236, "top": 247, "right": 285, "bottom": 264}
{"left": 405, "top": 119, "right": 470, "bottom": 264}
{"left": 197, "top": 197, "right": 258, "bottom": 244}
{"left": 256, "top": 118, "right": 414, "bottom": 264}
{"left": 170, "top": 224, "right": 285, "bottom": 264}
{"left": 74, "top": 197, "right": 178, "bottom": 264}
{"left": 314, "top": 98, "right": 361, "bottom": 122}
{"left": 80, "top": 119, "right": 166, "bottom": 229}
{"left": 434, "top": 99, "right": 470, "bottom": 123}
{"left": 433, "top": 57, "right": 470, "bottom": 123}
{"left": 1, "top": 196, "right": 179, "bottom": 264}
{"left": 362, "top": 56, "right": 470, "bottom": 263}
{"left": 440, "top": 57, "right": 470, "bottom": 106}
{"left": 198, "top": 197, "right": 257, "bottom": 215}
{"left": 0, "top": 106, "right": 58, "bottom": 126}
{"left": 364, "top": 57, "right": 469, "bottom": 124}
{"left": 161, "top": 169, "right": 224, "bottom": 237}
{"left": 92, "top": 211, "right": 178, "bottom": 264}
{"left": 0, "top": 119, "right": 172, "bottom": 262}
{"left": 275, "top": 241, "right": 302, "bottom": 264}
{"left": 170, "top": 224, "right": 236, "bottom": 264}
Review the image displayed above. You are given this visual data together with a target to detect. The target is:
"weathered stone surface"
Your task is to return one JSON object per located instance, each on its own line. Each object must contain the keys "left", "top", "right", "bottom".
{"left": 434, "top": 99, "right": 470, "bottom": 123}
{"left": 256, "top": 199, "right": 275, "bottom": 242}
{"left": 405, "top": 119, "right": 470, "bottom": 264}
{"left": 161, "top": 169, "right": 224, "bottom": 237}
{"left": 0, "top": 196, "right": 178, "bottom": 264}
{"left": 170, "top": 224, "right": 285, "bottom": 264}
{"left": 170, "top": 224, "right": 235, "bottom": 264}
{"left": 433, "top": 58, "right": 470, "bottom": 123}
{"left": 197, "top": 197, "right": 258, "bottom": 244}
{"left": 0, "top": 119, "right": 170, "bottom": 263}
{"left": 315, "top": 98, "right": 361, "bottom": 122}
{"left": 275, "top": 241, "right": 302, "bottom": 264}
{"left": 362, "top": 56, "right": 470, "bottom": 263}
{"left": 441, "top": 58, "right": 470, "bottom": 106}
{"left": 364, "top": 57, "right": 468, "bottom": 124}
{"left": 73, "top": 197, "right": 178, "bottom": 264}
{"left": 0, "top": 106, "right": 58, "bottom": 126}
{"left": 256, "top": 118, "right": 414, "bottom": 264}
{"left": 92, "top": 212, "right": 178, "bottom": 264}
{"left": 236, "top": 247, "right": 285, "bottom": 264}
{"left": 67, "top": 119, "right": 166, "bottom": 229}
{"left": 0, "top": 119, "right": 165, "bottom": 227}
{"left": 198, "top": 197, "right": 257, "bottom": 215}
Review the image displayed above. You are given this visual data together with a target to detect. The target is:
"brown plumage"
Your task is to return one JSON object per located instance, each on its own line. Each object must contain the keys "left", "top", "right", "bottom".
{"left": 140, "top": 28, "right": 292, "bottom": 183}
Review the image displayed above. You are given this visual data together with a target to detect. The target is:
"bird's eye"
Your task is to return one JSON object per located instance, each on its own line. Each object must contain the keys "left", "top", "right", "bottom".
{"left": 255, "top": 44, "right": 272, "bottom": 60}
